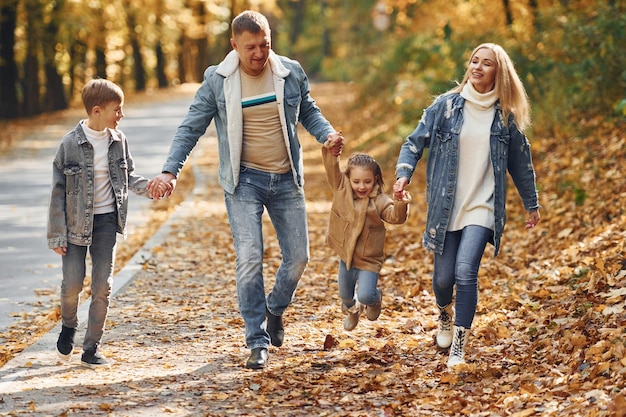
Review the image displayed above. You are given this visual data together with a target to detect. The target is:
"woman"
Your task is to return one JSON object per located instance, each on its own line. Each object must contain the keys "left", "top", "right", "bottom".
{"left": 393, "top": 43, "right": 540, "bottom": 368}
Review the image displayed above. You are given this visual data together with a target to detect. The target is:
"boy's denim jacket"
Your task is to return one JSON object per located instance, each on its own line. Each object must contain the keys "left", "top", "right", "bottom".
{"left": 47, "top": 123, "right": 150, "bottom": 248}
{"left": 161, "top": 50, "right": 335, "bottom": 194}
{"left": 396, "top": 93, "right": 539, "bottom": 256}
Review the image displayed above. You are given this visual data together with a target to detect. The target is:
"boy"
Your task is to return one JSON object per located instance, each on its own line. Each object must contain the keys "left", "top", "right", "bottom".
{"left": 47, "top": 79, "right": 167, "bottom": 368}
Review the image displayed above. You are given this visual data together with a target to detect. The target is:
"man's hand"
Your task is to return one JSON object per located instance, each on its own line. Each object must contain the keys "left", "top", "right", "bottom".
{"left": 148, "top": 172, "right": 177, "bottom": 199}
{"left": 325, "top": 131, "right": 345, "bottom": 156}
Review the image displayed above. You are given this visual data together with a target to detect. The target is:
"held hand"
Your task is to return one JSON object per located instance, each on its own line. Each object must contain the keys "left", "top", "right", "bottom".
{"left": 393, "top": 177, "right": 409, "bottom": 200}
{"left": 148, "top": 173, "right": 177, "bottom": 199}
{"left": 525, "top": 209, "right": 540, "bottom": 229}
{"left": 326, "top": 130, "right": 345, "bottom": 156}
{"left": 395, "top": 190, "right": 411, "bottom": 202}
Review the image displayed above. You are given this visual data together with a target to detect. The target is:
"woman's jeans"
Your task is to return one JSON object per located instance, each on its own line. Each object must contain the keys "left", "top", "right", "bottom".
{"left": 61, "top": 212, "right": 117, "bottom": 350}
{"left": 433, "top": 225, "right": 492, "bottom": 329}
{"left": 225, "top": 167, "right": 309, "bottom": 350}
{"left": 338, "top": 260, "right": 381, "bottom": 307}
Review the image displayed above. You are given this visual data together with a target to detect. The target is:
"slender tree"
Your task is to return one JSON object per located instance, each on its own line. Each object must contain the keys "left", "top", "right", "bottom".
{"left": 42, "top": 0, "right": 68, "bottom": 111}
{"left": 0, "top": 0, "right": 20, "bottom": 119}
{"left": 23, "top": 0, "right": 41, "bottom": 116}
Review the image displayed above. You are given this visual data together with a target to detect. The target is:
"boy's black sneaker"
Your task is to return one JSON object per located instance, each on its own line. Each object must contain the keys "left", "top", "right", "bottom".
{"left": 56, "top": 325, "right": 76, "bottom": 360}
{"left": 81, "top": 348, "right": 110, "bottom": 369}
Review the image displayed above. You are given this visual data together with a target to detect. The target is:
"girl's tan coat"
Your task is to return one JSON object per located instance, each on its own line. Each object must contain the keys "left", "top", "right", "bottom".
{"left": 323, "top": 147, "right": 410, "bottom": 273}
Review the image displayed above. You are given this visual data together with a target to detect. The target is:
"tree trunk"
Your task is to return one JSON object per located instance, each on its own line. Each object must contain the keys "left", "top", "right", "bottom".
{"left": 23, "top": 0, "right": 41, "bottom": 116}
{"left": 502, "top": 0, "right": 513, "bottom": 26}
{"left": 95, "top": 47, "right": 107, "bottom": 79}
{"left": 289, "top": 0, "right": 306, "bottom": 47}
{"left": 42, "top": 0, "right": 67, "bottom": 111}
{"left": 69, "top": 38, "right": 88, "bottom": 104}
{"left": 0, "top": 0, "right": 20, "bottom": 119}
{"left": 155, "top": 43, "right": 168, "bottom": 88}
{"left": 126, "top": 5, "right": 146, "bottom": 91}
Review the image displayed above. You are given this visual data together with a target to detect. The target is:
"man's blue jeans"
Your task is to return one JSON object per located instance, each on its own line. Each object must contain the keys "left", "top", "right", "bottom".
{"left": 337, "top": 260, "right": 380, "bottom": 308}
{"left": 225, "top": 167, "right": 309, "bottom": 350}
{"left": 61, "top": 212, "right": 117, "bottom": 350}
{"left": 432, "top": 225, "right": 492, "bottom": 329}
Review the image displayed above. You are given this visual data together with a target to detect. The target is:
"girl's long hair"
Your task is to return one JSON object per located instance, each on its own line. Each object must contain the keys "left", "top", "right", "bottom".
{"left": 448, "top": 43, "right": 531, "bottom": 131}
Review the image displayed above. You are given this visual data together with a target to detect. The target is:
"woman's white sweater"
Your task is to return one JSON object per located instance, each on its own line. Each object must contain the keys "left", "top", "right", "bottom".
{"left": 448, "top": 82, "right": 498, "bottom": 232}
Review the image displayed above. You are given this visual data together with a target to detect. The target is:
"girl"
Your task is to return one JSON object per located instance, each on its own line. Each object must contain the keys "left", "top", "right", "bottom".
{"left": 323, "top": 140, "right": 410, "bottom": 331}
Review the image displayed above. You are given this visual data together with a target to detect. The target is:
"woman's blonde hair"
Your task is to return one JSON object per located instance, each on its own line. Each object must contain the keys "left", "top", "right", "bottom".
{"left": 449, "top": 43, "right": 531, "bottom": 131}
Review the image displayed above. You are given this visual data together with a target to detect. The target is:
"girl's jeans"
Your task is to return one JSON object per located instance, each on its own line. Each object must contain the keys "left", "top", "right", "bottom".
{"left": 225, "top": 167, "right": 309, "bottom": 350}
{"left": 60, "top": 212, "right": 117, "bottom": 350}
{"left": 338, "top": 260, "right": 381, "bottom": 307}
{"left": 432, "top": 225, "right": 492, "bottom": 329}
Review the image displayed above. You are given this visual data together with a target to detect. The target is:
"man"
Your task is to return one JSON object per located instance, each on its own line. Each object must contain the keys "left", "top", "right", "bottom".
{"left": 148, "top": 10, "right": 343, "bottom": 369}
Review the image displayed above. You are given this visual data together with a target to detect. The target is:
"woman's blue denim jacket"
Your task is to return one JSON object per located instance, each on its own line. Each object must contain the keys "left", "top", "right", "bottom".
{"left": 396, "top": 93, "right": 539, "bottom": 256}
{"left": 161, "top": 50, "right": 335, "bottom": 194}
{"left": 47, "top": 123, "right": 150, "bottom": 248}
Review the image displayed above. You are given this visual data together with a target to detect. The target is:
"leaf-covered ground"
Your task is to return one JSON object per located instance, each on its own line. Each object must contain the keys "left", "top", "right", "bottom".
{"left": 0, "top": 83, "right": 624, "bottom": 416}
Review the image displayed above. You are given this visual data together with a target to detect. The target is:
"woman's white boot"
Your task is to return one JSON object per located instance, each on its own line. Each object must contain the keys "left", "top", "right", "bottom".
{"left": 447, "top": 325, "right": 470, "bottom": 368}
{"left": 436, "top": 303, "right": 454, "bottom": 349}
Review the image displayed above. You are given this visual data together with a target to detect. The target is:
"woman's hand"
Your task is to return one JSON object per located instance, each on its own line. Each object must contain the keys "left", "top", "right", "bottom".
{"left": 525, "top": 209, "right": 540, "bottom": 229}
{"left": 393, "top": 177, "right": 409, "bottom": 200}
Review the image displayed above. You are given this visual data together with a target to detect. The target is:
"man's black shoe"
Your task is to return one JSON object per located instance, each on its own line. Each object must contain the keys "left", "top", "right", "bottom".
{"left": 56, "top": 325, "right": 76, "bottom": 359}
{"left": 246, "top": 347, "right": 268, "bottom": 369}
{"left": 81, "top": 348, "right": 111, "bottom": 369}
{"left": 266, "top": 307, "right": 284, "bottom": 347}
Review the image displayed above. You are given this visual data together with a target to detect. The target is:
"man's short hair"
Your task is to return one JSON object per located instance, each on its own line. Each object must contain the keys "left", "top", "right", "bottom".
{"left": 231, "top": 10, "right": 271, "bottom": 37}
{"left": 82, "top": 79, "right": 124, "bottom": 114}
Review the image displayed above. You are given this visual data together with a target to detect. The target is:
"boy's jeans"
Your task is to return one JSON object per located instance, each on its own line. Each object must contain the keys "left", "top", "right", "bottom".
{"left": 337, "top": 260, "right": 380, "bottom": 307}
{"left": 60, "top": 212, "right": 117, "bottom": 350}
{"left": 225, "top": 167, "right": 309, "bottom": 350}
{"left": 432, "top": 225, "right": 491, "bottom": 329}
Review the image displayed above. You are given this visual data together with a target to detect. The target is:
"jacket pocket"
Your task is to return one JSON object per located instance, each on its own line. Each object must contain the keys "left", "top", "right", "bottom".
{"left": 328, "top": 209, "right": 348, "bottom": 247}
{"left": 434, "top": 128, "right": 454, "bottom": 144}
{"left": 362, "top": 225, "right": 386, "bottom": 259}
{"left": 495, "top": 134, "right": 510, "bottom": 159}
{"left": 63, "top": 164, "right": 82, "bottom": 195}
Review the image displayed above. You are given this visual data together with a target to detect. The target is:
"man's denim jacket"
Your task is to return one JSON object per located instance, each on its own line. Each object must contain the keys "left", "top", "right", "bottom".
{"left": 396, "top": 93, "right": 539, "bottom": 256}
{"left": 161, "top": 50, "right": 335, "bottom": 194}
{"left": 47, "top": 123, "right": 150, "bottom": 248}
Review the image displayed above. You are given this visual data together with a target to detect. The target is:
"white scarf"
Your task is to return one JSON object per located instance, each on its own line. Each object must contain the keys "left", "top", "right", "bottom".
{"left": 460, "top": 82, "right": 497, "bottom": 108}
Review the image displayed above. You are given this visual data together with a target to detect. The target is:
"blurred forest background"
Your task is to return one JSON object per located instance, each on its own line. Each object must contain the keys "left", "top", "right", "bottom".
{"left": 0, "top": 0, "right": 624, "bottom": 138}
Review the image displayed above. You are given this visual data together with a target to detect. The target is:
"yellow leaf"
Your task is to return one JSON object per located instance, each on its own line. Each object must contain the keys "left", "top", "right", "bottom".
{"left": 339, "top": 339, "right": 357, "bottom": 349}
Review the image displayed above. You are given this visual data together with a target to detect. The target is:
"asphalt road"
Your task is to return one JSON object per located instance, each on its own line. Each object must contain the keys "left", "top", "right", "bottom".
{"left": 0, "top": 90, "right": 197, "bottom": 332}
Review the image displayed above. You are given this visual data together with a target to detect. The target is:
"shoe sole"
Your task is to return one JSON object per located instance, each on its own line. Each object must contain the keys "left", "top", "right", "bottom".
{"left": 80, "top": 361, "right": 111, "bottom": 369}
{"left": 56, "top": 349, "right": 72, "bottom": 360}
